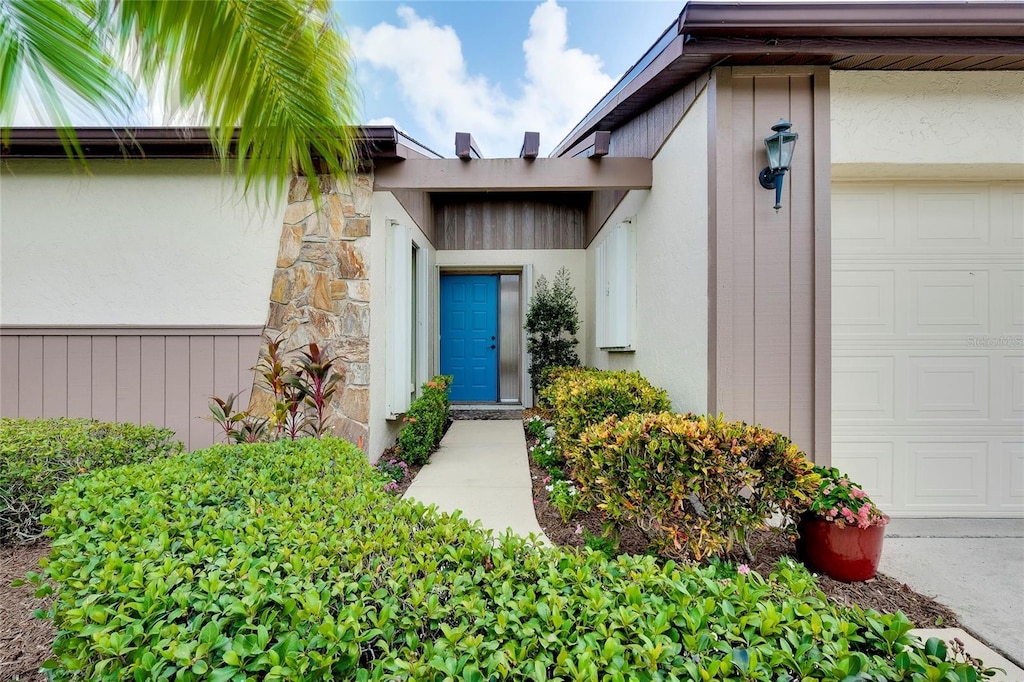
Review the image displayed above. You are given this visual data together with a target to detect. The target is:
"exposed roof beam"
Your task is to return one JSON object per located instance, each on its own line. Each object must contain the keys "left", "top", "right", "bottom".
{"left": 373, "top": 158, "right": 652, "bottom": 192}
{"left": 455, "top": 132, "right": 482, "bottom": 159}
{"left": 520, "top": 132, "right": 540, "bottom": 159}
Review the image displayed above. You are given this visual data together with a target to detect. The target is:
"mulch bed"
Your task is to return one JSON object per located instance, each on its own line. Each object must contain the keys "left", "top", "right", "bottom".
{"left": 524, "top": 418, "right": 962, "bottom": 631}
{"left": 1, "top": 543, "right": 53, "bottom": 682}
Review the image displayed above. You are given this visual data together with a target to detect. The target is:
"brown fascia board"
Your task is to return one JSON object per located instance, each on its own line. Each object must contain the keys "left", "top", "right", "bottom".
{"left": 552, "top": 1, "right": 1024, "bottom": 156}
{"left": 0, "top": 125, "right": 441, "bottom": 161}
{"left": 678, "top": 2, "right": 1024, "bottom": 39}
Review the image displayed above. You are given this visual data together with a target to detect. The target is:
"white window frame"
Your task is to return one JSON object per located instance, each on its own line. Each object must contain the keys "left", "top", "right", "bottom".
{"left": 595, "top": 219, "right": 636, "bottom": 351}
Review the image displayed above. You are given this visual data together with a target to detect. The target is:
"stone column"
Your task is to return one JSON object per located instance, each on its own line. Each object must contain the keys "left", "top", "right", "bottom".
{"left": 250, "top": 173, "right": 372, "bottom": 447}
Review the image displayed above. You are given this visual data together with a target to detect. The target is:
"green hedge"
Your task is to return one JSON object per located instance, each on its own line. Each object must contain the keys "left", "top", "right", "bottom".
{"left": 397, "top": 375, "right": 452, "bottom": 465}
{"left": 38, "top": 437, "right": 991, "bottom": 680}
{"left": 576, "top": 412, "right": 820, "bottom": 562}
{"left": 540, "top": 367, "right": 671, "bottom": 455}
{"left": 0, "top": 417, "right": 182, "bottom": 545}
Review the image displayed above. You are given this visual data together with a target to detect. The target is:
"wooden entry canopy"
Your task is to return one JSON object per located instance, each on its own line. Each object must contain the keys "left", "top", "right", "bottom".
{"left": 373, "top": 157, "right": 652, "bottom": 193}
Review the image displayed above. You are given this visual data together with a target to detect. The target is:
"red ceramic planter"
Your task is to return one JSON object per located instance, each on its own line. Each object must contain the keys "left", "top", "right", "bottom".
{"left": 798, "top": 516, "right": 885, "bottom": 582}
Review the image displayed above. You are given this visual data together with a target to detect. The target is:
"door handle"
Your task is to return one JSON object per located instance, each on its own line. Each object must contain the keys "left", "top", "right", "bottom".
{"left": 490, "top": 344, "right": 496, "bottom": 349}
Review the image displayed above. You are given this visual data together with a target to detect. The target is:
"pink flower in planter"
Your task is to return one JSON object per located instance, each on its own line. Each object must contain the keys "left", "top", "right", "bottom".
{"left": 574, "top": 524, "right": 583, "bottom": 535}
{"left": 737, "top": 564, "right": 751, "bottom": 575}
{"left": 850, "top": 487, "right": 866, "bottom": 499}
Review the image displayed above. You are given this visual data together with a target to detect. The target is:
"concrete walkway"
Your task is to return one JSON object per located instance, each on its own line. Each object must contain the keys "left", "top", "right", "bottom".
{"left": 882, "top": 518, "right": 1024, "bottom": 671}
{"left": 402, "top": 420, "right": 547, "bottom": 542}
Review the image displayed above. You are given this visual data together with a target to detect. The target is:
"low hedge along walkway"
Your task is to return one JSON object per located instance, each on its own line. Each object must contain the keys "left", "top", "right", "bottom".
{"left": 40, "top": 438, "right": 986, "bottom": 680}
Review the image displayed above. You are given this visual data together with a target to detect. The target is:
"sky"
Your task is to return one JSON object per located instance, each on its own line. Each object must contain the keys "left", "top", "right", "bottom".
{"left": 9, "top": 1, "right": 683, "bottom": 159}
{"left": 339, "top": 1, "right": 683, "bottom": 157}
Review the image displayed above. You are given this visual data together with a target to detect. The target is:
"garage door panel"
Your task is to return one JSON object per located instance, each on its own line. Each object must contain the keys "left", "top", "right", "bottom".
{"left": 833, "top": 269, "right": 895, "bottom": 334}
{"left": 908, "top": 270, "right": 990, "bottom": 335}
{"left": 907, "top": 440, "right": 989, "bottom": 507}
{"left": 833, "top": 180, "right": 1023, "bottom": 517}
{"left": 1004, "top": 356, "right": 1024, "bottom": 422}
{"left": 830, "top": 441, "right": 895, "bottom": 508}
{"left": 1002, "top": 268, "right": 1024, "bottom": 333}
{"left": 1005, "top": 188, "right": 1024, "bottom": 243}
{"left": 833, "top": 355, "right": 895, "bottom": 421}
{"left": 907, "top": 355, "right": 990, "bottom": 421}
{"left": 1003, "top": 442, "right": 1024, "bottom": 508}
{"left": 899, "top": 185, "right": 990, "bottom": 252}
{"left": 833, "top": 185, "right": 895, "bottom": 252}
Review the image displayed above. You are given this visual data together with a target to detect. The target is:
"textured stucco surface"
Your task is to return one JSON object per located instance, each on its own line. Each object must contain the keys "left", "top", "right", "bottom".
{"left": 0, "top": 159, "right": 284, "bottom": 325}
{"left": 831, "top": 71, "right": 1024, "bottom": 172}
{"left": 585, "top": 89, "right": 709, "bottom": 414}
{"left": 368, "top": 191, "right": 434, "bottom": 461}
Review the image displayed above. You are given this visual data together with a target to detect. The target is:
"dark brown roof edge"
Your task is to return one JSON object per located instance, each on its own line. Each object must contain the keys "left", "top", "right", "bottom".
{"left": 679, "top": 2, "right": 1024, "bottom": 38}
{"left": 552, "top": 1, "right": 1024, "bottom": 156}
{"left": 1, "top": 126, "right": 443, "bottom": 161}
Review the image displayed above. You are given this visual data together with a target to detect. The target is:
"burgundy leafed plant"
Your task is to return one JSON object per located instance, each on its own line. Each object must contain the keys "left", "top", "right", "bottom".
{"left": 290, "top": 343, "right": 342, "bottom": 437}
{"left": 208, "top": 334, "right": 346, "bottom": 444}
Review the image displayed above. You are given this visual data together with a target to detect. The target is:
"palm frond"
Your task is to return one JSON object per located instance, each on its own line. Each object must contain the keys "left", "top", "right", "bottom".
{"left": 0, "top": 0, "right": 133, "bottom": 155}
{"left": 116, "top": 0, "right": 359, "bottom": 203}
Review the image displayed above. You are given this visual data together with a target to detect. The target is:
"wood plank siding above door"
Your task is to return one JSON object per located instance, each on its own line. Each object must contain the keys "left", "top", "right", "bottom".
{"left": 434, "top": 194, "right": 587, "bottom": 250}
{"left": 0, "top": 327, "right": 262, "bottom": 451}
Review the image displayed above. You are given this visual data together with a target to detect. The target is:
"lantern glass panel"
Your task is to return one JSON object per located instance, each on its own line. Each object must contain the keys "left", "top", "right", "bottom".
{"left": 778, "top": 132, "right": 798, "bottom": 169}
{"left": 764, "top": 134, "right": 783, "bottom": 170}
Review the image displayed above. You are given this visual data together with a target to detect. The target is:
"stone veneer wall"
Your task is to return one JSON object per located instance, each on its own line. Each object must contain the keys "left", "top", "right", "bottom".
{"left": 249, "top": 173, "right": 372, "bottom": 447}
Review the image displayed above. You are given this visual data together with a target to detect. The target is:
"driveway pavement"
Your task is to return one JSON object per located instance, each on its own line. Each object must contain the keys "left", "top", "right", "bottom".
{"left": 880, "top": 518, "right": 1024, "bottom": 669}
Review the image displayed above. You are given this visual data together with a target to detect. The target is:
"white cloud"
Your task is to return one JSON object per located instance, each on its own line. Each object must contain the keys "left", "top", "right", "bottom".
{"left": 349, "top": 1, "right": 615, "bottom": 157}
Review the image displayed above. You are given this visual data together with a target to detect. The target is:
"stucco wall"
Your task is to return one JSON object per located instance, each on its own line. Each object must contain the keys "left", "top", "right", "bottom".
{"left": 0, "top": 160, "right": 283, "bottom": 325}
{"left": 368, "top": 191, "right": 435, "bottom": 461}
{"left": 585, "top": 89, "right": 709, "bottom": 414}
{"left": 831, "top": 71, "right": 1024, "bottom": 177}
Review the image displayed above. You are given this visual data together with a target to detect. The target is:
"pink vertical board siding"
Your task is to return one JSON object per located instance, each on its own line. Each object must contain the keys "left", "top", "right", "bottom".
{"left": 66, "top": 336, "right": 92, "bottom": 417}
{"left": 751, "top": 75, "right": 794, "bottom": 437}
{"left": 42, "top": 336, "right": 69, "bottom": 417}
{"left": 0, "top": 336, "right": 20, "bottom": 416}
{"left": 729, "top": 74, "right": 757, "bottom": 421}
{"left": 788, "top": 75, "right": 818, "bottom": 454}
{"left": 115, "top": 336, "right": 142, "bottom": 424}
{"left": 91, "top": 336, "right": 117, "bottom": 422}
{"left": 0, "top": 328, "right": 264, "bottom": 449}
{"left": 163, "top": 336, "right": 192, "bottom": 446}
{"left": 18, "top": 336, "right": 43, "bottom": 418}
{"left": 238, "top": 335, "right": 261, "bottom": 403}
{"left": 140, "top": 336, "right": 166, "bottom": 427}
{"left": 708, "top": 67, "right": 830, "bottom": 462}
{"left": 213, "top": 336, "right": 240, "bottom": 407}
{"left": 188, "top": 336, "right": 215, "bottom": 450}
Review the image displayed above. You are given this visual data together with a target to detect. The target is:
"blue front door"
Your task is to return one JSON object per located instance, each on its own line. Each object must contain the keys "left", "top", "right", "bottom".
{"left": 440, "top": 274, "right": 499, "bottom": 402}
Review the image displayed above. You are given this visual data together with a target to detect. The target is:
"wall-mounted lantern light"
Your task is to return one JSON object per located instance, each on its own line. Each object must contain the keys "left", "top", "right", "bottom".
{"left": 758, "top": 119, "right": 799, "bottom": 211}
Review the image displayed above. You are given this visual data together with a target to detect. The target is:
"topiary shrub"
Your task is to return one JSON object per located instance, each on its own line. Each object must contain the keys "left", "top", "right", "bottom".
{"left": 575, "top": 412, "right": 821, "bottom": 562}
{"left": 540, "top": 367, "right": 671, "bottom": 454}
{"left": 0, "top": 417, "right": 182, "bottom": 545}
{"left": 525, "top": 267, "right": 580, "bottom": 392}
{"left": 34, "top": 437, "right": 994, "bottom": 680}
{"left": 397, "top": 375, "right": 452, "bottom": 465}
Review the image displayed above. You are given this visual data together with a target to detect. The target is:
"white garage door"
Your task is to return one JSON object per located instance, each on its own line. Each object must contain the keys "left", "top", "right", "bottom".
{"left": 832, "top": 181, "right": 1024, "bottom": 517}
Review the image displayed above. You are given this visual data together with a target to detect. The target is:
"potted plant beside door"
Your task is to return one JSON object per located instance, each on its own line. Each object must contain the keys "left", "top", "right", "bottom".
{"left": 797, "top": 466, "right": 890, "bottom": 582}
